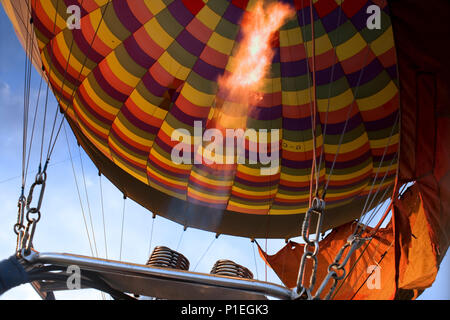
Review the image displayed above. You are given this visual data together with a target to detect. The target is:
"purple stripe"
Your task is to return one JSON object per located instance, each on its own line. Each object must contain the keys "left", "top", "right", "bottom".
{"left": 170, "top": 104, "right": 206, "bottom": 125}
{"left": 72, "top": 29, "right": 104, "bottom": 64}
{"left": 350, "top": 3, "right": 372, "bottom": 31}
{"left": 233, "top": 176, "right": 279, "bottom": 188}
{"left": 188, "top": 197, "right": 227, "bottom": 209}
{"left": 110, "top": 127, "right": 149, "bottom": 157}
{"left": 113, "top": 0, "right": 142, "bottom": 33}
{"left": 280, "top": 59, "right": 308, "bottom": 77}
{"left": 364, "top": 110, "right": 399, "bottom": 132}
{"left": 230, "top": 194, "right": 274, "bottom": 204}
{"left": 192, "top": 59, "right": 224, "bottom": 82}
{"left": 76, "top": 88, "right": 113, "bottom": 125}
{"left": 124, "top": 36, "right": 155, "bottom": 69}
{"left": 319, "top": 113, "right": 362, "bottom": 135}
{"left": 148, "top": 175, "right": 185, "bottom": 193}
{"left": 320, "top": 6, "right": 348, "bottom": 33}
{"left": 148, "top": 157, "right": 190, "bottom": 179}
{"left": 141, "top": 73, "right": 167, "bottom": 97}
{"left": 345, "top": 57, "right": 384, "bottom": 87}
{"left": 248, "top": 105, "right": 282, "bottom": 120}
{"left": 92, "top": 67, "right": 128, "bottom": 102}
{"left": 386, "top": 65, "right": 398, "bottom": 80}
{"left": 168, "top": 0, "right": 194, "bottom": 27}
{"left": 188, "top": 183, "right": 231, "bottom": 196}
{"left": 223, "top": 4, "right": 245, "bottom": 25}
{"left": 45, "top": 43, "right": 82, "bottom": 88}
{"left": 315, "top": 62, "right": 345, "bottom": 85}
{"left": 121, "top": 105, "right": 160, "bottom": 135}
{"left": 177, "top": 29, "right": 205, "bottom": 57}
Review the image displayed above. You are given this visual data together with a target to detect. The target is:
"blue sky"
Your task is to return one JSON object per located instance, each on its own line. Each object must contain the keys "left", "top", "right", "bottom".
{"left": 0, "top": 4, "right": 448, "bottom": 300}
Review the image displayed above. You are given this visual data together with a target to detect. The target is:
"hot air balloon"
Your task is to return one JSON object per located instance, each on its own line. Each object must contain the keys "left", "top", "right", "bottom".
{"left": 0, "top": 0, "right": 448, "bottom": 300}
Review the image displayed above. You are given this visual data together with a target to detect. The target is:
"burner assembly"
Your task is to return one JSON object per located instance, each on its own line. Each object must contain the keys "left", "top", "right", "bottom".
{"left": 210, "top": 260, "right": 254, "bottom": 279}
{"left": 146, "top": 246, "right": 190, "bottom": 271}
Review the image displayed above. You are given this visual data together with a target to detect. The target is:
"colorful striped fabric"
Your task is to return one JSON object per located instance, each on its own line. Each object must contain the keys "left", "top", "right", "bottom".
{"left": 25, "top": 0, "right": 399, "bottom": 235}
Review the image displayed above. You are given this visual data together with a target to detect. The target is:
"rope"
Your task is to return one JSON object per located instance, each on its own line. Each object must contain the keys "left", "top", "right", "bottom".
{"left": 308, "top": 0, "right": 319, "bottom": 207}
{"left": 119, "top": 196, "right": 126, "bottom": 261}
{"left": 63, "top": 122, "right": 94, "bottom": 257}
{"left": 315, "top": 3, "right": 344, "bottom": 197}
{"left": 252, "top": 241, "right": 259, "bottom": 280}
{"left": 99, "top": 173, "right": 108, "bottom": 259}
{"left": 24, "top": 76, "right": 43, "bottom": 185}
{"left": 176, "top": 227, "right": 185, "bottom": 251}
{"left": 147, "top": 215, "right": 155, "bottom": 257}
{"left": 193, "top": 236, "right": 216, "bottom": 271}
{"left": 79, "top": 146, "right": 99, "bottom": 257}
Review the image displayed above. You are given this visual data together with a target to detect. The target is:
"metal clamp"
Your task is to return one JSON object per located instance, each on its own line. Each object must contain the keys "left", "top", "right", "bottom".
{"left": 295, "top": 197, "right": 325, "bottom": 299}
{"left": 314, "top": 234, "right": 370, "bottom": 300}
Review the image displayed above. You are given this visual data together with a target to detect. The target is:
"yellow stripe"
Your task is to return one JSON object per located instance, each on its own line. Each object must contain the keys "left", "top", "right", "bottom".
{"left": 357, "top": 81, "right": 398, "bottom": 111}
{"left": 82, "top": 77, "right": 119, "bottom": 115}
{"left": 73, "top": 98, "right": 109, "bottom": 135}
{"left": 145, "top": 18, "right": 173, "bottom": 50}
{"left": 190, "top": 170, "right": 234, "bottom": 187}
{"left": 144, "top": 0, "right": 166, "bottom": 15}
{"left": 147, "top": 166, "right": 187, "bottom": 187}
{"left": 369, "top": 134, "right": 399, "bottom": 149}
{"left": 317, "top": 88, "right": 354, "bottom": 112}
{"left": 110, "top": 149, "right": 148, "bottom": 184}
{"left": 114, "top": 117, "right": 154, "bottom": 148}
{"left": 269, "top": 206, "right": 308, "bottom": 215}
{"left": 231, "top": 185, "right": 278, "bottom": 197}
{"left": 282, "top": 88, "right": 311, "bottom": 106}
{"left": 306, "top": 33, "right": 333, "bottom": 56}
{"left": 130, "top": 90, "right": 168, "bottom": 120}
{"left": 106, "top": 52, "right": 140, "bottom": 87}
{"left": 90, "top": 8, "right": 121, "bottom": 50}
{"left": 150, "top": 146, "right": 192, "bottom": 170}
{"left": 55, "top": 33, "right": 91, "bottom": 78}
{"left": 208, "top": 32, "right": 235, "bottom": 55}
{"left": 158, "top": 51, "right": 190, "bottom": 80}
{"left": 336, "top": 32, "right": 366, "bottom": 61}
{"left": 196, "top": 5, "right": 222, "bottom": 30}
{"left": 228, "top": 201, "right": 269, "bottom": 210}
{"left": 108, "top": 135, "right": 148, "bottom": 166}
{"left": 149, "top": 180, "right": 185, "bottom": 199}
{"left": 371, "top": 26, "right": 395, "bottom": 56}
{"left": 188, "top": 188, "right": 228, "bottom": 201}
{"left": 180, "top": 82, "right": 215, "bottom": 107}
{"left": 41, "top": 0, "right": 67, "bottom": 30}
{"left": 280, "top": 26, "right": 303, "bottom": 47}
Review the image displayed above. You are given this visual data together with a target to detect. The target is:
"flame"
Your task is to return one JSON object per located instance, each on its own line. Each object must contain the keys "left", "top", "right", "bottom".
{"left": 215, "top": 0, "right": 295, "bottom": 129}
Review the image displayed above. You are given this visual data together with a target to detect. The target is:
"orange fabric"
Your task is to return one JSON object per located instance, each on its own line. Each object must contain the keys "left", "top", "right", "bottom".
{"left": 259, "top": 223, "right": 397, "bottom": 300}
{"left": 392, "top": 0, "right": 450, "bottom": 262}
{"left": 259, "top": 185, "right": 441, "bottom": 299}
{"left": 394, "top": 185, "right": 439, "bottom": 291}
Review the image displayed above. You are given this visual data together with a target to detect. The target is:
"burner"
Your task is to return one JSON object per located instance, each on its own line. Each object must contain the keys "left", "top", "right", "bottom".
{"left": 146, "top": 246, "right": 190, "bottom": 271}
{"left": 210, "top": 260, "right": 253, "bottom": 279}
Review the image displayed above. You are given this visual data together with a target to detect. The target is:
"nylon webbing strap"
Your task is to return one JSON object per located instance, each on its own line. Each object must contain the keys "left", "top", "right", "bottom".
{"left": 0, "top": 255, "right": 29, "bottom": 295}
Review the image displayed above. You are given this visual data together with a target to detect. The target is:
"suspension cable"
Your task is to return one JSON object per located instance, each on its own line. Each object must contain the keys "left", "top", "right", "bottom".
{"left": 193, "top": 236, "right": 217, "bottom": 271}
{"left": 315, "top": 3, "right": 344, "bottom": 197}
{"left": 147, "top": 213, "right": 156, "bottom": 257}
{"left": 98, "top": 173, "right": 108, "bottom": 259}
{"left": 63, "top": 122, "right": 94, "bottom": 257}
{"left": 251, "top": 240, "right": 259, "bottom": 280}
{"left": 119, "top": 195, "right": 126, "bottom": 261}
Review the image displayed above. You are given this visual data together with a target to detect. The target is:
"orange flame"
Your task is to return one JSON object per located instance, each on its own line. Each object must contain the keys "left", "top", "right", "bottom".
{"left": 215, "top": 0, "right": 295, "bottom": 129}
